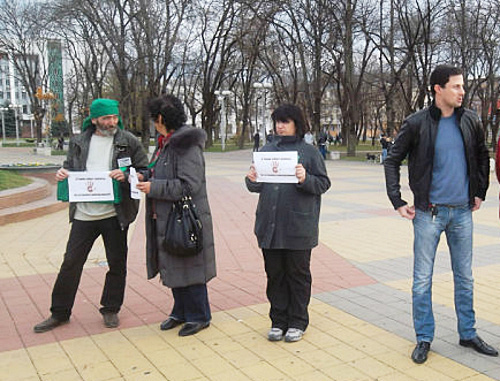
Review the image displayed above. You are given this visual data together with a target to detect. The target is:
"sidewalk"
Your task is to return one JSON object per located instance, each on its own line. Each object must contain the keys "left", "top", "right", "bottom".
{"left": 1, "top": 147, "right": 500, "bottom": 380}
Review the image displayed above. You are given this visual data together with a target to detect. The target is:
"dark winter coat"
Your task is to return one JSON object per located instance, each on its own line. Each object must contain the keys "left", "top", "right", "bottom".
{"left": 384, "top": 103, "right": 490, "bottom": 211}
{"left": 245, "top": 136, "right": 331, "bottom": 250}
{"left": 63, "top": 126, "right": 149, "bottom": 229}
{"left": 144, "top": 126, "right": 216, "bottom": 288}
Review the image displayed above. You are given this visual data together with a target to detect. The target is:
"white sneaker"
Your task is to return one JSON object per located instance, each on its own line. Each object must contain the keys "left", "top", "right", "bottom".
{"left": 284, "top": 328, "right": 304, "bottom": 342}
{"left": 267, "top": 328, "right": 284, "bottom": 341}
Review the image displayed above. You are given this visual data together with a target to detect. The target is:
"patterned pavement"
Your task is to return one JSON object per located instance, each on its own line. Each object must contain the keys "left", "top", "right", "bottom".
{"left": 1, "top": 146, "right": 500, "bottom": 380}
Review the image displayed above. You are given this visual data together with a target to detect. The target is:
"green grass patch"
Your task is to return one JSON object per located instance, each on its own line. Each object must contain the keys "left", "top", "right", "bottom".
{"left": 0, "top": 170, "right": 33, "bottom": 191}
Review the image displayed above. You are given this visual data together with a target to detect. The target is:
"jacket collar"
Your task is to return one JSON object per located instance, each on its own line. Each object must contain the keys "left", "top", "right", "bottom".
{"left": 429, "top": 101, "right": 464, "bottom": 121}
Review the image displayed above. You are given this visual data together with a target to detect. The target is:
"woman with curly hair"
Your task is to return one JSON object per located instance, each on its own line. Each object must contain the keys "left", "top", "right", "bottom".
{"left": 136, "top": 94, "right": 215, "bottom": 337}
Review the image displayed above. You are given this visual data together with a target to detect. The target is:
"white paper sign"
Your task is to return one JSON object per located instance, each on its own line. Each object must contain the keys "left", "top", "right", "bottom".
{"left": 129, "top": 167, "right": 141, "bottom": 200}
{"left": 68, "top": 171, "right": 114, "bottom": 202}
{"left": 253, "top": 151, "right": 298, "bottom": 183}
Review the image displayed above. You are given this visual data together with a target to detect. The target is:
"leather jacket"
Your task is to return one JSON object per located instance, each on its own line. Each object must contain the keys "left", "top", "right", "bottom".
{"left": 384, "top": 103, "right": 490, "bottom": 211}
{"left": 64, "top": 126, "right": 149, "bottom": 228}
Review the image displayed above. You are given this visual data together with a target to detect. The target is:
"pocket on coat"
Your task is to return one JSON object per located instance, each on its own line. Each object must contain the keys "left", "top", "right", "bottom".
{"left": 287, "top": 210, "right": 316, "bottom": 238}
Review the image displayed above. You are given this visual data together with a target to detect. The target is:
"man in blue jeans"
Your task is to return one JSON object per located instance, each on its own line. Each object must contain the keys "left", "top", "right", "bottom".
{"left": 384, "top": 65, "right": 497, "bottom": 364}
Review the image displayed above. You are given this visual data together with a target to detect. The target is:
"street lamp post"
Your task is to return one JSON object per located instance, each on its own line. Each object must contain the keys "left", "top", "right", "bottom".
{"left": 253, "top": 82, "right": 272, "bottom": 143}
{"left": 214, "top": 90, "right": 232, "bottom": 151}
{"left": 0, "top": 107, "right": 8, "bottom": 146}
{"left": 9, "top": 104, "right": 22, "bottom": 146}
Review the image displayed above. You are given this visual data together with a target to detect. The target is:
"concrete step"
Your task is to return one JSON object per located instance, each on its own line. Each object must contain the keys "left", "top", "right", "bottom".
{"left": 0, "top": 175, "right": 68, "bottom": 226}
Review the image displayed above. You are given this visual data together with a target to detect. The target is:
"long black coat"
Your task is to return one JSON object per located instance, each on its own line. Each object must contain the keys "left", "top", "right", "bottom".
{"left": 144, "top": 126, "right": 216, "bottom": 288}
{"left": 246, "top": 136, "right": 331, "bottom": 250}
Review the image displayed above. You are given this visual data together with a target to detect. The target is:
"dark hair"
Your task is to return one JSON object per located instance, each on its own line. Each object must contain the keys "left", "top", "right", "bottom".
{"left": 271, "top": 104, "right": 307, "bottom": 138}
{"left": 430, "top": 65, "right": 463, "bottom": 96}
{"left": 147, "top": 94, "right": 187, "bottom": 131}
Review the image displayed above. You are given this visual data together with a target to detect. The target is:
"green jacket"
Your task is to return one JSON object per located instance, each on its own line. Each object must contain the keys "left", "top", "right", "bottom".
{"left": 63, "top": 126, "right": 149, "bottom": 228}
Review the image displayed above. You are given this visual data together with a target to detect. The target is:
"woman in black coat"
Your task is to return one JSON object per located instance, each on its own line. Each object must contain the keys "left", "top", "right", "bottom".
{"left": 136, "top": 94, "right": 215, "bottom": 337}
{"left": 245, "top": 104, "right": 330, "bottom": 342}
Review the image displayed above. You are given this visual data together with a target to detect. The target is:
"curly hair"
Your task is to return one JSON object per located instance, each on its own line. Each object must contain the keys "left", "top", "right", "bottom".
{"left": 271, "top": 104, "right": 307, "bottom": 138}
{"left": 147, "top": 94, "right": 187, "bottom": 131}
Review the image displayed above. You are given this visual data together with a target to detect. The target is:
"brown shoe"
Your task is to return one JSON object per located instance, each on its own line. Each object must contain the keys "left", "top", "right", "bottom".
{"left": 33, "top": 316, "right": 69, "bottom": 333}
{"left": 103, "top": 313, "right": 119, "bottom": 328}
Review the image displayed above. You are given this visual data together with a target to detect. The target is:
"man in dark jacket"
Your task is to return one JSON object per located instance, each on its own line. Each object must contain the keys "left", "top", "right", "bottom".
{"left": 384, "top": 65, "right": 497, "bottom": 364}
{"left": 33, "top": 98, "right": 148, "bottom": 333}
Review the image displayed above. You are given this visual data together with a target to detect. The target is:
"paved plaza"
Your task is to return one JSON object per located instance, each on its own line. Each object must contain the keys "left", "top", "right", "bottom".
{"left": 1, "top": 146, "right": 500, "bottom": 380}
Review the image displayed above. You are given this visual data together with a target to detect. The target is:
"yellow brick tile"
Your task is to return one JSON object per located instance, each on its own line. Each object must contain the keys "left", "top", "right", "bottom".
{"left": 156, "top": 361, "right": 204, "bottom": 381}
{"left": 61, "top": 337, "right": 108, "bottom": 367}
{"left": 227, "top": 306, "right": 262, "bottom": 320}
{"left": 351, "top": 337, "right": 391, "bottom": 356}
{"left": 298, "top": 348, "right": 342, "bottom": 369}
{"left": 220, "top": 348, "right": 262, "bottom": 368}
{"left": 176, "top": 342, "right": 218, "bottom": 360}
{"left": 322, "top": 344, "right": 367, "bottom": 362}
{"left": 290, "top": 370, "right": 334, "bottom": 381}
{"left": 207, "top": 369, "right": 253, "bottom": 381}
{"left": 426, "top": 357, "right": 477, "bottom": 379}
{"left": 244, "top": 342, "right": 291, "bottom": 361}
{"left": 201, "top": 336, "right": 245, "bottom": 354}
{"left": 271, "top": 356, "right": 316, "bottom": 377}
{"left": 193, "top": 355, "right": 235, "bottom": 376}
{"left": 137, "top": 347, "right": 186, "bottom": 367}
{"left": 216, "top": 321, "right": 254, "bottom": 336}
{"left": 377, "top": 372, "right": 419, "bottom": 381}
{"left": 281, "top": 339, "right": 317, "bottom": 355}
{"left": 123, "top": 370, "right": 174, "bottom": 381}
{"left": 326, "top": 327, "right": 367, "bottom": 344}
{"left": 462, "top": 375, "right": 497, "bottom": 381}
{"left": 40, "top": 368, "right": 83, "bottom": 381}
{"left": 301, "top": 328, "right": 342, "bottom": 347}
{"left": 79, "top": 361, "right": 121, "bottom": 381}
{"left": 349, "top": 357, "right": 395, "bottom": 378}
{"left": 240, "top": 360, "right": 288, "bottom": 381}
{"left": 321, "top": 363, "right": 372, "bottom": 381}
{"left": 372, "top": 351, "right": 416, "bottom": 371}
{"left": 0, "top": 349, "right": 38, "bottom": 381}
{"left": 405, "top": 366, "right": 455, "bottom": 381}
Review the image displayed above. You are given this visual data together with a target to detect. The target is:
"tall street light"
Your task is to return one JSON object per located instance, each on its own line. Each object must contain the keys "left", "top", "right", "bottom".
{"left": 0, "top": 107, "right": 7, "bottom": 146}
{"left": 214, "top": 89, "right": 232, "bottom": 151}
{"left": 9, "top": 104, "right": 22, "bottom": 146}
{"left": 253, "top": 82, "right": 272, "bottom": 143}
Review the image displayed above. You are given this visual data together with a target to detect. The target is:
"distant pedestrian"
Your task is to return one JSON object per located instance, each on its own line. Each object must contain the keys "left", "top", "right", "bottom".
{"left": 384, "top": 65, "right": 497, "bottom": 364}
{"left": 33, "top": 98, "right": 149, "bottom": 333}
{"left": 253, "top": 132, "right": 260, "bottom": 151}
{"left": 246, "top": 104, "right": 330, "bottom": 343}
{"left": 304, "top": 131, "right": 314, "bottom": 145}
{"left": 317, "top": 130, "right": 328, "bottom": 159}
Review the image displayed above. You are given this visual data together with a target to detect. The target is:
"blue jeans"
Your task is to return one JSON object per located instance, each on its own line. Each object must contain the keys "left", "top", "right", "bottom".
{"left": 170, "top": 284, "right": 211, "bottom": 323}
{"left": 412, "top": 204, "right": 476, "bottom": 343}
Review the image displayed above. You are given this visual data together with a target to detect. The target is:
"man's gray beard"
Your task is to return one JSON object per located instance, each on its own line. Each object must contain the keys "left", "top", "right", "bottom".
{"left": 97, "top": 126, "right": 117, "bottom": 137}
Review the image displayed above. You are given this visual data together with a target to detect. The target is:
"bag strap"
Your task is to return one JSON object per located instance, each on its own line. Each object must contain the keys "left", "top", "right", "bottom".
{"left": 172, "top": 152, "right": 191, "bottom": 198}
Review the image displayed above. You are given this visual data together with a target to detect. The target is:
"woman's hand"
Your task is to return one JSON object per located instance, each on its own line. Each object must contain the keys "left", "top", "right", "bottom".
{"left": 247, "top": 164, "right": 258, "bottom": 182}
{"left": 296, "top": 164, "right": 306, "bottom": 183}
{"left": 136, "top": 181, "right": 151, "bottom": 194}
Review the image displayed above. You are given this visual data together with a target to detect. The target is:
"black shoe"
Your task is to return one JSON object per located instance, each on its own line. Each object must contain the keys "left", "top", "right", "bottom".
{"left": 103, "top": 313, "right": 119, "bottom": 328}
{"left": 459, "top": 336, "right": 499, "bottom": 356}
{"left": 411, "top": 341, "right": 431, "bottom": 364}
{"left": 178, "top": 322, "right": 210, "bottom": 336}
{"left": 160, "top": 317, "right": 183, "bottom": 331}
{"left": 33, "top": 316, "right": 69, "bottom": 333}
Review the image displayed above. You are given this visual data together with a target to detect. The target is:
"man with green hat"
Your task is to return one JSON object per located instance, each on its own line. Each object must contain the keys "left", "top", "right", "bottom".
{"left": 34, "top": 98, "right": 149, "bottom": 333}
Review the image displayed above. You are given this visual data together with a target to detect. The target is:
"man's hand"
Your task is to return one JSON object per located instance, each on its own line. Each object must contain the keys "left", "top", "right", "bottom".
{"left": 246, "top": 164, "right": 257, "bottom": 182}
{"left": 472, "top": 197, "right": 482, "bottom": 212}
{"left": 109, "top": 169, "right": 125, "bottom": 182}
{"left": 55, "top": 168, "right": 69, "bottom": 181}
{"left": 296, "top": 164, "right": 306, "bottom": 184}
{"left": 136, "top": 181, "right": 151, "bottom": 194}
{"left": 397, "top": 204, "right": 416, "bottom": 220}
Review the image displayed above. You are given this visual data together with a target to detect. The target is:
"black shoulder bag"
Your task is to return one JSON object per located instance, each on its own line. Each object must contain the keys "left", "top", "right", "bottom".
{"left": 164, "top": 156, "right": 203, "bottom": 257}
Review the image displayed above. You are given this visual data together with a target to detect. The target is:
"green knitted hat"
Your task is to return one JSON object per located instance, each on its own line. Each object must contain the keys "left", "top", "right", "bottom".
{"left": 82, "top": 98, "right": 124, "bottom": 131}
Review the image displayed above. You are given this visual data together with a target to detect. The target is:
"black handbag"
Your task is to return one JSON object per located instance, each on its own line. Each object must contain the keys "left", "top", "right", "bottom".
{"left": 164, "top": 193, "right": 203, "bottom": 257}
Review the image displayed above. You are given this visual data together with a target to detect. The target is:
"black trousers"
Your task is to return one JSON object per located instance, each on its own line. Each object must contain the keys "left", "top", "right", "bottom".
{"left": 170, "top": 284, "right": 211, "bottom": 323}
{"left": 262, "top": 248, "right": 312, "bottom": 331}
{"left": 50, "top": 217, "right": 128, "bottom": 320}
